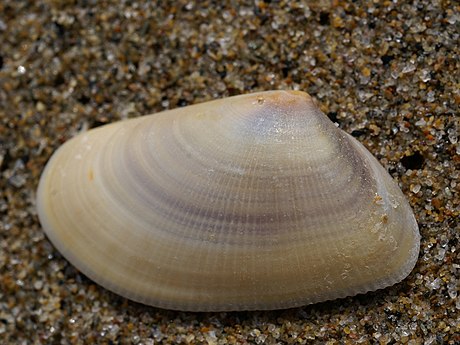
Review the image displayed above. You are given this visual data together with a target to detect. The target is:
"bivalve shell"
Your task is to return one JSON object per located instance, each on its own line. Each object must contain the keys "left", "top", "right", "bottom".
{"left": 37, "top": 91, "right": 420, "bottom": 311}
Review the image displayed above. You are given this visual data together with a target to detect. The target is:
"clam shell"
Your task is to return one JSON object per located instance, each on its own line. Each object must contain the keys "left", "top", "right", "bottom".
{"left": 37, "top": 91, "right": 420, "bottom": 311}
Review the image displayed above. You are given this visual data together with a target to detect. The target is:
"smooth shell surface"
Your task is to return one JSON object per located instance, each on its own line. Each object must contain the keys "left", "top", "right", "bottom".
{"left": 37, "top": 91, "right": 420, "bottom": 311}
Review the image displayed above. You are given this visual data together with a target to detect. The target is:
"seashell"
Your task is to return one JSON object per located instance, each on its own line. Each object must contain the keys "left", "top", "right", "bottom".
{"left": 36, "top": 90, "right": 420, "bottom": 311}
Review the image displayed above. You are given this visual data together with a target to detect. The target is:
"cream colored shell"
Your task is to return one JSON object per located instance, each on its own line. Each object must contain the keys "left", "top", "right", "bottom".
{"left": 37, "top": 91, "right": 420, "bottom": 311}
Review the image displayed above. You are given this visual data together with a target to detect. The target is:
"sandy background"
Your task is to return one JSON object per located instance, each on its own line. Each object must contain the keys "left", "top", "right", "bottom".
{"left": 0, "top": 1, "right": 458, "bottom": 344}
